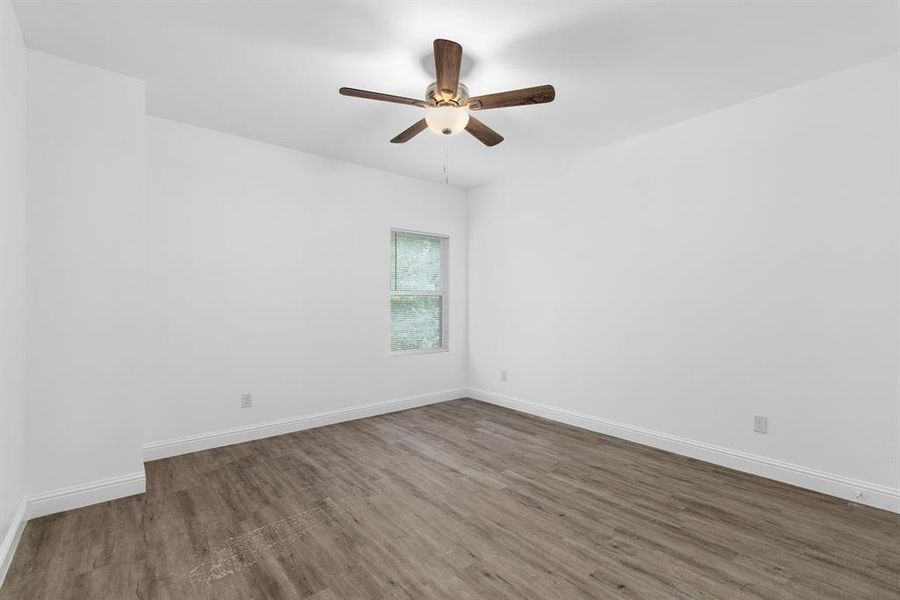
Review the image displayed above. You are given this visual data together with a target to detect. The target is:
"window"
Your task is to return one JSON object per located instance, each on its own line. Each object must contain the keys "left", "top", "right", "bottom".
{"left": 390, "top": 230, "right": 448, "bottom": 353}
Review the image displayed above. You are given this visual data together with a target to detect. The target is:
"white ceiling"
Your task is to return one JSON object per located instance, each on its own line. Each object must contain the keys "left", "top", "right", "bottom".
{"left": 13, "top": 0, "right": 899, "bottom": 189}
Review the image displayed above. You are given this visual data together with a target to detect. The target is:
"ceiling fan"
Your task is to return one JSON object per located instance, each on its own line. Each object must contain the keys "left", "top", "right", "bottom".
{"left": 339, "top": 39, "right": 555, "bottom": 147}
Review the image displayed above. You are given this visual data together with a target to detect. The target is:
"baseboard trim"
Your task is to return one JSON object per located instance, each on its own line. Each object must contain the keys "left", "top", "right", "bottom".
{"left": 0, "top": 499, "right": 26, "bottom": 588}
{"left": 467, "top": 387, "right": 900, "bottom": 514}
{"left": 25, "top": 470, "right": 147, "bottom": 520}
{"left": 144, "top": 388, "right": 467, "bottom": 462}
{"left": 1, "top": 471, "right": 146, "bottom": 586}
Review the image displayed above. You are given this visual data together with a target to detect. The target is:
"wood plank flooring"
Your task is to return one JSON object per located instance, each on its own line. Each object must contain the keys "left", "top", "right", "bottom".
{"left": 2, "top": 399, "right": 898, "bottom": 599}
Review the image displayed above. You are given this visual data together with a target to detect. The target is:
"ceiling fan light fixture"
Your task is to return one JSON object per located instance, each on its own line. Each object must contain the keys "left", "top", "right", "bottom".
{"left": 425, "top": 105, "right": 469, "bottom": 136}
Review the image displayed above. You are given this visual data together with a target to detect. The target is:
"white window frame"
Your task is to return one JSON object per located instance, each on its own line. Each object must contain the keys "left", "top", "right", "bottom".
{"left": 389, "top": 228, "right": 449, "bottom": 355}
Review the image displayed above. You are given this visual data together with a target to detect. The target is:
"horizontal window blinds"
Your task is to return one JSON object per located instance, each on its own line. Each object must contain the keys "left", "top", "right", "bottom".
{"left": 391, "top": 296, "right": 442, "bottom": 351}
{"left": 391, "top": 231, "right": 442, "bottom": 291}
{"left": 390, "top": 231, "right": 445, "bottom": 352}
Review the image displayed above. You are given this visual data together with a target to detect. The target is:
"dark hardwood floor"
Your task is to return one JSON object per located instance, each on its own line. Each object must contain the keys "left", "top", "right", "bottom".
{"left": 2, "top": 399, "right": 898, "bottom": 599}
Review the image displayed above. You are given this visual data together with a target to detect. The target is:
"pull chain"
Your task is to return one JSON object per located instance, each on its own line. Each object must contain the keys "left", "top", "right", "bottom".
{"left": 443, "top": 143, "right": 450, "bottom": 186}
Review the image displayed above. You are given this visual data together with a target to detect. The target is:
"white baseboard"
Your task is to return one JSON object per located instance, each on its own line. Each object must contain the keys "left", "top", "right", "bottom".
{"left": 144, "top": 388, "right": 467, "bottom": 461}
{"left": 467, "top": 387, "right": 900, "bottom": 514}
{"left": 0, "top": 470, "right": 145, "bottom": 588}
{"left": 0, "top": 499, "right": 26, "bottom": 588}
{"left": 25, "top": 470, "right": 147, "bottom": 520}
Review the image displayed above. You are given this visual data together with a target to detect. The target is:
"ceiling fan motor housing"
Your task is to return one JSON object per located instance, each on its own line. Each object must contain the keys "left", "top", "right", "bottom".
{"left": 426, "top": 82, "right": 469, "bottom": 107}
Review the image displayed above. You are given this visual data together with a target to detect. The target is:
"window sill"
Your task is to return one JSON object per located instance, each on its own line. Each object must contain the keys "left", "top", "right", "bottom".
{"left": 390, "top": 348, "right": 449, "bottom": 356}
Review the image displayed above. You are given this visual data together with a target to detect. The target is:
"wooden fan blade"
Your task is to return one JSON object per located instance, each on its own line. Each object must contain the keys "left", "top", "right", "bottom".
{"left": 339, "top": 87, "right": 427, "bottom": 108}
{"left": 465, "top": 116, "right": 503, "bottom": 147}
{"left": 390, "top": 119, "right": 428, "bottom": 143}
{"left": 434, "top": 39, "right": 462, "bottom": 100}
{"left": 468, "top": 85, "right": 555, "bottom": 110}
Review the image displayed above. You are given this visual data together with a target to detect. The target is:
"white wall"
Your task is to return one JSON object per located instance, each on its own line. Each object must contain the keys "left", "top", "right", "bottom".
{"left": 26, "top": 50, "right": 148, "bottom": 496}
{"left": 0, "top": 0, "right": 27, "bottom": 569}
{"left": 468, "top": 55, "right": 900, "bottom": 509}
{"left": 144, "top": 117, "right": 467, "bottom": 446}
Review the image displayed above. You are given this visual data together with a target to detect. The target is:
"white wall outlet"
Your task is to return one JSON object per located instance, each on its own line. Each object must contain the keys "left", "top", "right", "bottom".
{"left": 500, "top": 370, "right": 507, "bottom": 382}
{"left": 753, "top": 414, "right": 768, "bottom": 434}
{"left": 241, "top": 393, "right": 252, "bottom": 408}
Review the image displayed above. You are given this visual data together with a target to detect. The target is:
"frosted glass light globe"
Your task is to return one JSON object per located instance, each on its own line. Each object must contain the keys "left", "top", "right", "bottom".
{"left": 425, "top": 106, "right": 469, "bottom": 136}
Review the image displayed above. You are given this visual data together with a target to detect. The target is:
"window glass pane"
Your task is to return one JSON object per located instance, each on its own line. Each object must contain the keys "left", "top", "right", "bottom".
{"left": 391, "top": 295, "right": 442, "bottom": 351}
{"left": 391, "top": 232, "right": 441, "bottom": 291}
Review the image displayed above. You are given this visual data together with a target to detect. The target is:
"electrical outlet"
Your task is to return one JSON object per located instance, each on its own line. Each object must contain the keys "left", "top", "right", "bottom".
{"left": 753, "top": 414, "right": 767, "bottom": 434}
{"left": 241, "top": 393, "right": 252, "bottom": 408}
{"left": 500, "top": 370, "right": 507, "bottom": 382}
